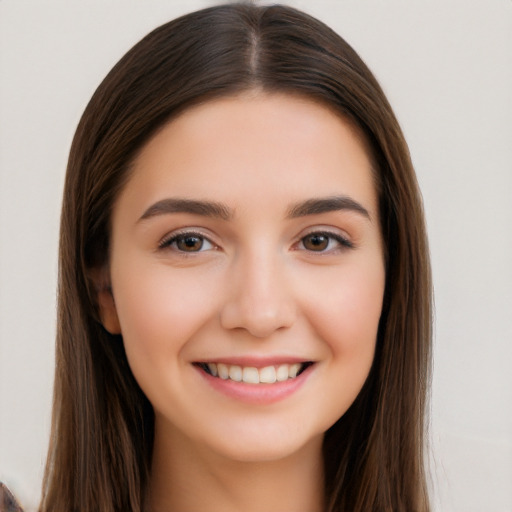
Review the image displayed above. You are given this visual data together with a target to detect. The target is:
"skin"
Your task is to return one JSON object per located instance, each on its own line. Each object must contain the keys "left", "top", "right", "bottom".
{"left": 97, "top": 93, "right": 385, "bottom": 512}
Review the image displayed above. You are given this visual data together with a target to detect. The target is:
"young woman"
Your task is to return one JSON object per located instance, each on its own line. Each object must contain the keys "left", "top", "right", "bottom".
{"left": 39, "top": 3, "right": 432, "bottom": 511}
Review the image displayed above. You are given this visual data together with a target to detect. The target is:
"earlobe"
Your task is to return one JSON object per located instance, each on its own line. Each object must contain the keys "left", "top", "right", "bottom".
{"left": 90, "top": 268, "right": 122, "bottom": 335}
{"left": 97, "top": 287, "right": 122, "bottom": 334}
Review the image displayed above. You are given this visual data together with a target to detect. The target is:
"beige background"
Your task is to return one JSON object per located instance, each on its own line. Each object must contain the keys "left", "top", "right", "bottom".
{"left": 1, "top": 1, "right": 511, "bottom": 510}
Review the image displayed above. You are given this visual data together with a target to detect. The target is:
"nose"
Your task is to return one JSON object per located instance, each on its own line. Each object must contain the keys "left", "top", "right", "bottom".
{"left": 220, "top": 250, "right": 296, "bottom": 338}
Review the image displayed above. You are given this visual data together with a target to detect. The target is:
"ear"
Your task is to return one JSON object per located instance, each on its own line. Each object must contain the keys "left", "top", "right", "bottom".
{"left": 89, "top": 267, "right": 121, "bottom": 335}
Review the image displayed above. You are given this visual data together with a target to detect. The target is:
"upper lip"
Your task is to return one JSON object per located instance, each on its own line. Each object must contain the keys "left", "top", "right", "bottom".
{"left": 194, "top": 356, "right": 314, "bottom": 368}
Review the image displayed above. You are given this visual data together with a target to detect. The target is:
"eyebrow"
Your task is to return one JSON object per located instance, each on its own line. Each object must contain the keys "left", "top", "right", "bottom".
{"left": 139, "top": 198, "right": 233, "bottom": 222}
{"left": 138, "top": 195, "right": 370, "bottom": 223}
{"left": 286, "top": 196, "right": 371, "bottom": 220}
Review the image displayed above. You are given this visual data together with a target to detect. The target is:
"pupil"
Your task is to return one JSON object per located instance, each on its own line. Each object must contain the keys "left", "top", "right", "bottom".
{"left": 178, "top": 236, "right": 202, "bottom": 251}
{"left": 306, "top": 234, "right": 328, "bottom": 251}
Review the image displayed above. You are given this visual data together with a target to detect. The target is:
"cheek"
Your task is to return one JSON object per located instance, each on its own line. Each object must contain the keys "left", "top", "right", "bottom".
{"left": 301, "top": 258, "right": 385, "bottom": 367}
{"left": 110, "top": 258, "right": 221, "bottom": 374}
{"left": 302, "top": 262, "right": 384, "bottom": 428}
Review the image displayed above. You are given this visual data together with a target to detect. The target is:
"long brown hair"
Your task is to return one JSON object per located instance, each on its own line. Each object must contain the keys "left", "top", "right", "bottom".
{"left": 40, "top": 3, "right": 432, "bottom": 511}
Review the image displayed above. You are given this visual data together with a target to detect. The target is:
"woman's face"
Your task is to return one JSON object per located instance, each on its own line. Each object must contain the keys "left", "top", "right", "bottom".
{"left": 100, "top": 93, "right": 385, "bottom": 463}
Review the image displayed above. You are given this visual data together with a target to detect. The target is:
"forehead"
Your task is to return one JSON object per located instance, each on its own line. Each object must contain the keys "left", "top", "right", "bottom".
{"left": 117, "top": 93, "right": 378, "bottom": 219}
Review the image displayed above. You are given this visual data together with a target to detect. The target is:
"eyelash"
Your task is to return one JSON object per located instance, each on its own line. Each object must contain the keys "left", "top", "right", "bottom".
{"left": 158, "top": 230, "right": 215, "bottom": 253}
{"left": 297, "top": 230, "right": 354, "bottom": 253}
{"left": 158, "top": 229, "right": 353, "bottom": 254}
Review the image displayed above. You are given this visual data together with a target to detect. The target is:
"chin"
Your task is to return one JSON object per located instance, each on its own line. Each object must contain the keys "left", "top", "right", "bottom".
{"left": 199, "top": 421, "right": 325, "bottom": 464}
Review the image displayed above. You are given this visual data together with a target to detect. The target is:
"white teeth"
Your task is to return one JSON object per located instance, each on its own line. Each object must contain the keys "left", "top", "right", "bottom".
{"left": 276, "top": 364, "right": 289, "bottom": 382}
{"left": 203, "top": 362, "right": 306, "bottom": 384}
{"left": 242, "top": 367, "right": 259, "bottom": 384}
{"left": 289, "top": 363, "right": 302, "bottom": 378}
{"left": 217, "top": 363, "right": 229, "bottom": 380}
{"left": 259, "top": 366, "right": 277, "bottom": 383}
{"left": 228, "top": 365, "right": 243, "bottom": 382}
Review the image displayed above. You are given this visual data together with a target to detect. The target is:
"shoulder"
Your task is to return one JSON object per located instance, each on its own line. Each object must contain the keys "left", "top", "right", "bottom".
{"left": 0, "top": 483, "right": 23, "bottom": 512}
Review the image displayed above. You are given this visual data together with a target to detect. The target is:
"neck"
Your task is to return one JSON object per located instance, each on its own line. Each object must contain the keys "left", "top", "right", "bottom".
{"left": 148, "top": 422, "right": 325, "bottom": 512}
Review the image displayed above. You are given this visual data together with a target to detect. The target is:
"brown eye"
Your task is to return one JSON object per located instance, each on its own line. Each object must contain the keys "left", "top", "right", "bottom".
{"left": 160, "top": 232, "right": 215, "bottom": 253}
{"left": 176, "top": 235, "right": 205, "bottom": 252}
{"left": 302, "top": 233, "right": 330, "bottom": 251}
{"left": 299, "top": 232, "right": 353, "bottom": 253}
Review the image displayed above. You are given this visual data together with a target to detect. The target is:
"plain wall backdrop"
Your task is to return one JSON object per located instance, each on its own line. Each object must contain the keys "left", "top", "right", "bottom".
{"left": 1, "top": 1, "right": 511, "bottom": 510}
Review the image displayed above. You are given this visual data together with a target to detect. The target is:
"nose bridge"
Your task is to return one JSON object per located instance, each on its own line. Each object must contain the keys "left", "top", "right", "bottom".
{"left": 220, "top": 243, "right": 295, "bottom": 337}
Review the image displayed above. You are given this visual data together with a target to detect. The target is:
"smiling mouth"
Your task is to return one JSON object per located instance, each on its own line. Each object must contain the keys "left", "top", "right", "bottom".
{"left": 195, "top": 362, "right": 313, "bottom": 384}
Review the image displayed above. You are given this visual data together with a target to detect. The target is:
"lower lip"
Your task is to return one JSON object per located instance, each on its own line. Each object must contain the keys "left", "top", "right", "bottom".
{"left": 195, "top": 365, "right": 314, "bottom": 404}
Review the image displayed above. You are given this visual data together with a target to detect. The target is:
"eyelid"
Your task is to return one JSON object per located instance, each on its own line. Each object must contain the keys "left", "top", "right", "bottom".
{"left": 158, "top": 228, "right": 217, "bottom": 251}
{"left": 295, "top": 227, "right": 354, "bottom": 252}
